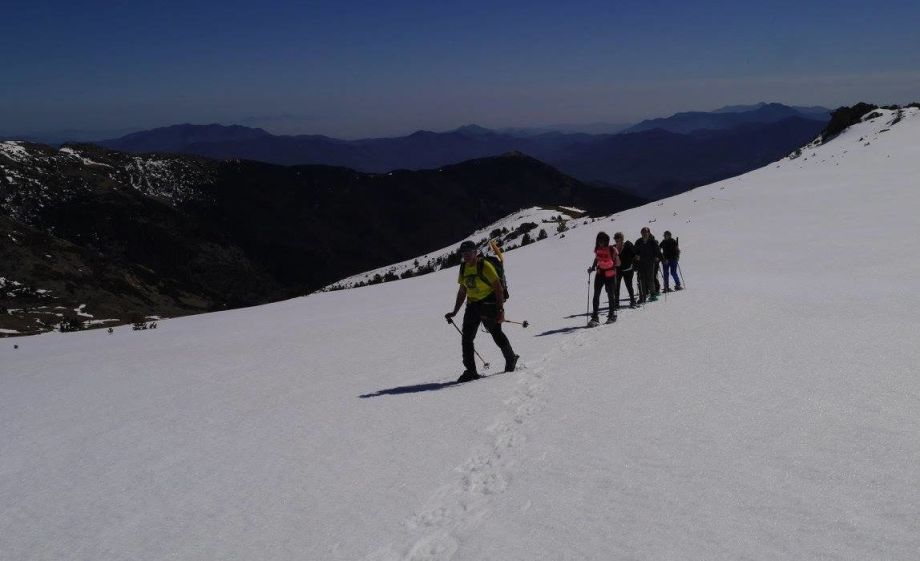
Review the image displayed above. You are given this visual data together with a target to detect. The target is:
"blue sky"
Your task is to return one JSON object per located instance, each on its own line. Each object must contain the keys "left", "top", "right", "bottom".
{"left": 2, "top": 0, "right": 918, "bottom": 138}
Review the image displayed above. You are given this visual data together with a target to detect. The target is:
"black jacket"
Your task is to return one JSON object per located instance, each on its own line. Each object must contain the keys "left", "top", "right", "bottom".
{"left": 634, "top": 236, "right": 660, "bottom": 263}
{"left": 660, "top": 238, "right": 680, "bottom": 260}
{"left": 616, "top": 241, "right": 636, "bottom": 271}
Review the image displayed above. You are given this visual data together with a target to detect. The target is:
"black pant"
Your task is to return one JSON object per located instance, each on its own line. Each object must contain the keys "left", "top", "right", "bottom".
{"left": 637, "top": 261, "right": 655, "bottom": 301}
{"left": 592, "top": 271, "right": 616, "bottom": 319}
{"left": 462, "top": 297, "right": 515, "bottom": 373}
{"left": 615, "top": 268, "right": 635, "bottom": 305}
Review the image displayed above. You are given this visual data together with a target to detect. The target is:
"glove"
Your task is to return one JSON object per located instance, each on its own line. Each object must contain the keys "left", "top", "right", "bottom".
{"left": 587, "top": 266, "right": 595, "bottom": 273}
{"left": 445, "top": 312, "right": 456, "bottom": 323}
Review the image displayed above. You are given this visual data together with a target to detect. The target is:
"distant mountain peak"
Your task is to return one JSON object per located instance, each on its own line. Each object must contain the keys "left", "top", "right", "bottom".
{"left": 453, "top": 124, "right": 494, "bottom": 136}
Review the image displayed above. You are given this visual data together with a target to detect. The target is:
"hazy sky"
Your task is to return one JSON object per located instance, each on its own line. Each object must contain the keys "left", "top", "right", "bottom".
{"left": 2, "top": 0, "right": 919, "bottom": 139}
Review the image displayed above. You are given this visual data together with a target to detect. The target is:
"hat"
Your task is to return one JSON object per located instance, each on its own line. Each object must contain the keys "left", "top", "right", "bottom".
{"left": 458, "top": 240, "right": 477, "bottom": 252}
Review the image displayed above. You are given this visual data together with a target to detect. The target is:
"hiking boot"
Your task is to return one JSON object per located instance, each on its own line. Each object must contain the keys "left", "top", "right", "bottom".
{"left": 629, "top": 299, "right": 637, "bottom": 309}
{"left": 587, "top": 316, "right": 600, "bottom": 328}
{"left": 457, "top": 370, "right": 481, "bottom": 383}
{"left": 663, "top": 287, "right": 673, "bottom": 293}
{"left": 675, "top": 285, "right": 683, "bottom": 291}
{"left": 649, "top": 294, "right": 658, "bottom": 302}
{"left": 504, "top": 354, "right": 519, "bottom": 373}
{"left": 606, "top": 315, "right": 617, "bottom": 324}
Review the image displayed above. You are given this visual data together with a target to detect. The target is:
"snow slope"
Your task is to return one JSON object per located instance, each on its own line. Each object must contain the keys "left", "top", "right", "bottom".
{"left": 2, "top": 108, "right": 920, "bottom": 560}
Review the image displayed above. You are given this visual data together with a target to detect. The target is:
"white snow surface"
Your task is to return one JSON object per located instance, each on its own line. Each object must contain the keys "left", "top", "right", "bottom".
{"left": 3, "top": 108, "right": 920, "bottom": 560}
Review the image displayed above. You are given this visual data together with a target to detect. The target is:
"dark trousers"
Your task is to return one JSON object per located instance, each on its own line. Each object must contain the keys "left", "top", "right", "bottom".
{"left": 592, "top": 272, "right": 616, "bottom": 319}
{"left": 615, "top": 268, "right": 636, "bottom": 306}
{"left": 462, "top": 297, "right": 514, "bottom": 373}
{"left": 637, "top": 261, "right": 655, "bottom": 301}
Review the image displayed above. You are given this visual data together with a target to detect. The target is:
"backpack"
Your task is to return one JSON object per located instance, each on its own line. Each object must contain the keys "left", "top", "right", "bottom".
{"left": 458, "top": 254, "right": 510, "bottom": 300}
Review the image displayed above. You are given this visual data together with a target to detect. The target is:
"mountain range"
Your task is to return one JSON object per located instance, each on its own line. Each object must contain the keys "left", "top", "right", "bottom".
{"left": 97, "top": 103, "right": 830, "bottom": 199}
{"left": 0, "top": 143, "right": 642, "bottom": 335}
{"left": 622, "top": 102, "right": 830, "bottom": 133}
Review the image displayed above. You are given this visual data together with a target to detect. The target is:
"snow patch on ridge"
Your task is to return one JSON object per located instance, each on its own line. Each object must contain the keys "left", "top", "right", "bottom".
{"left": 0, "top": 141, "right": 31, "bottom": 163}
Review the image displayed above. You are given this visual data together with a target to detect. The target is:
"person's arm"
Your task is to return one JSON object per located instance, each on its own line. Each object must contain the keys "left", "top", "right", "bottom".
{"left": 491, "top": 279, "right": 505, "bottom": 322}
{"left": 612, "top": 245, "right": 621, "bottom": 268}
{"left": 445, "top": 285, "right": 467, "bottom": 321}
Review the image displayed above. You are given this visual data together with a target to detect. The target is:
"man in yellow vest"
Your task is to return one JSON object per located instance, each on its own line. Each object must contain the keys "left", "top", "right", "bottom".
{"left": 445, "top": 240, "right": 518, "bottom": 382}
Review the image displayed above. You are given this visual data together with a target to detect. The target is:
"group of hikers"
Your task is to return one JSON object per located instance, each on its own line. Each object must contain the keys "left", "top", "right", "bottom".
{"left": 588, "top": 227, "right": 682, "bottom": 326}
{"left": 445, "top": 227, "right": 682, "bottom": 382}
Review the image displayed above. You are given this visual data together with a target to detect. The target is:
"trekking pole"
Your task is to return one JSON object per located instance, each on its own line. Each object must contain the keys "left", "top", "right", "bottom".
{"left": 446, "top": 317, "right": 490, "bottom": 370}
{"left": 503, "top": 319, "right": 529, "bottom": 328}
{"left": 586, "top": 271, "right": 591, "bottom": 318}
{"left": 677, "top": 262, "right": 686, "bottom": 289}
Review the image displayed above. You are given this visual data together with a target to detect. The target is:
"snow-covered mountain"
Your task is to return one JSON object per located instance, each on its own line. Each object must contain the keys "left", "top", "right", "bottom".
{"left": 325, "top": 206, "right": 588, "bottom": 291}
{"left": 3, "top": 108, "right": 919, "bottom": 560}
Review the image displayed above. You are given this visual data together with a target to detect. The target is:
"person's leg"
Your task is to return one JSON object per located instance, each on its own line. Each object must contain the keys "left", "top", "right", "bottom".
{"left": 591, "top": 272, "right": 604, "bottom": 320}
{"left": 637, "top": 263, "right": 649, "bottom": 302}
{"left": 461, "top": 302, "right": 481, "bottom": 373}
{"left": 604, "top": 276, "right": 616, "bottom": 320}
{"left": 662, "top": 261, "right": 672, "bottom": 291}
{"left": 624, "top": 269, "right": 636, "bottom": 304}
{"left": 636, "top": 265, "right": 644, "bottom": 301}
{"left": 482, "top": 307, "right": 516, "bottom": 368}
{"left": 613, "top": 272, "right": 622, "bottom": 309}
{"left": 670, "top": 259, "right": 682, "bottom": 287}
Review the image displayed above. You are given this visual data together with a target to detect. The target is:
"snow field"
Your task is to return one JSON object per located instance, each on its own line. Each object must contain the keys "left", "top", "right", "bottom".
{"left": 2, "top": 108, "right": 919, "bottom": 560}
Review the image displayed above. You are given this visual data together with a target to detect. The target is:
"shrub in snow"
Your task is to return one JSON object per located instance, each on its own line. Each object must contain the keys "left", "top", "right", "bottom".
{"left": 59, "top": 318, "right": 84, "bottom": 332}
{"left": 537, "top": 229, "right": 548, "bottom": 241}
{"left": 442, "top": 251, "right": 461, "bottom": 268}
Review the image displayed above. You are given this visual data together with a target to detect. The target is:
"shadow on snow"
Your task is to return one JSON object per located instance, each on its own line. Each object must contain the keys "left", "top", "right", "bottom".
{"left": 359, "top": 381, "right": 458, "bottom": 398}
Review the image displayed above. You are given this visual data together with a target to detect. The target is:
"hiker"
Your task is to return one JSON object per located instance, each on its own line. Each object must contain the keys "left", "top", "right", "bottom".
{"left": 445, "top": 240, "right": 518, "bottom": 382}
{"left": 634, "top": 227, "right": 661, "bottom": 303}
{"left": 613, "top": 232, "right": 637, "bottom": 309}
{"left": 652, "top": 231, "right": 662, "bottom": 295}
{"left": 660, "top": 230, "right": 682, "bottom": 292}
{"left": 587, "top": 232, "right": 620, "bottom": 326}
